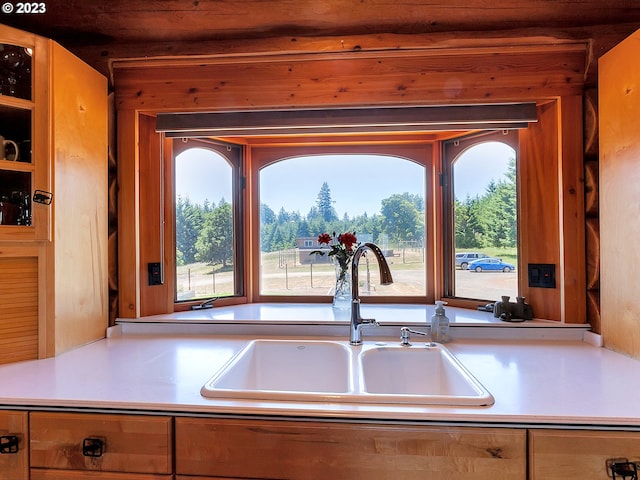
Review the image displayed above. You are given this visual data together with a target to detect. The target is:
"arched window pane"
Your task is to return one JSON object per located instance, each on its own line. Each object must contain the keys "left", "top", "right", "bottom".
{"left": 452, "top": 141, "right": 518, "bottom": 300}
{"left": 175, "top": 147, "right": 235, "bottom": 301}
{"left": 259, "top": 154, "right": 426, "bottom": 297}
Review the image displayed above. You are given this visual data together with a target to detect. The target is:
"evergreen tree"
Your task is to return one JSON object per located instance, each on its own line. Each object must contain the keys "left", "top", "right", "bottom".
{"left": 195, "top": 200, "right": 234, "bottom": 267}
{"left": 277, "top": 207, "right": 290, "bottom": 224}
{"left": 297, "top": 220, "right": 311, "bottom": 238}
{"left": 316, "top": 182, "right": 338, "bottom": 222}
{"left": 455, "top": 196, "right": 482, "bottom": 248}
{"left": 460, "top": 157, "right": 517, "bottom": 249}
{"left": 175, "top": 196, "right": 203, "bottom": 265}
{"left": 260, "top": 203, "right": 276, "bottom": 224}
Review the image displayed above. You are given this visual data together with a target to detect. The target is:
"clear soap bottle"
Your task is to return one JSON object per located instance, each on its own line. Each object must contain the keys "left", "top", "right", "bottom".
{"left": 430, "top": 301, "right": 450, "bottom": 343}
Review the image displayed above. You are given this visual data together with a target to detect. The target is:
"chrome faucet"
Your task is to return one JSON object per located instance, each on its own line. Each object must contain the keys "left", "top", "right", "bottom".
{"left": 349, "top": 242, "right": 394, "bottom": 345}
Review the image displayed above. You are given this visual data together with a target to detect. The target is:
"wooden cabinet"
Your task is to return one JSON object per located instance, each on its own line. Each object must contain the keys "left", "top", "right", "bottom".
{"left": 0, "top": 410, "right": 28, "bottom": 480}
{"left": 599, "top": 28, "right": 640, "bottom": 359}
{"left": 0, "top": 25, "right": 54, "bottom": 241}
{"left": 4, "top": 407, "right": 640, "bottom": 480}
{"left": 0, "top": 23, "right": 108, "bottom": 362}
{"left": 175, "top": 417, "right": 526, "bottom": 480}
{"left": 30, "top": 412, "right": 173, "bottom": 479}
{"left": 529, "top": 429, "right": 640, "bottom": 480}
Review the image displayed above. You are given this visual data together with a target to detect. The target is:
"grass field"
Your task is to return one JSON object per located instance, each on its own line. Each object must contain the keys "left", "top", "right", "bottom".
{"left": 176, "top": 247, "right": 517, "bottom": 302}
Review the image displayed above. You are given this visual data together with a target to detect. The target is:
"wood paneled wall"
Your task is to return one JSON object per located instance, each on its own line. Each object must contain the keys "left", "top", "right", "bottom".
{"left": 113, "top": 42, "right": 587, "bottom": 113}
{"left": 599, "top": 29, "right": 640, "bottom": 358}
{"left": 114, "top": 37, "right": 588, "bottom": 322}
{"left": 515, "top": 96, "right": 584, "bottom": 323}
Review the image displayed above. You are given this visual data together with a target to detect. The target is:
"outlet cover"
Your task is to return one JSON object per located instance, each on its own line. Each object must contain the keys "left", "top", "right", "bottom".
{"left": 528, "top": 263, "right": 556, "bottom": 288}
{"left": 148, "top": 262, "right": 163, "bottom": 286}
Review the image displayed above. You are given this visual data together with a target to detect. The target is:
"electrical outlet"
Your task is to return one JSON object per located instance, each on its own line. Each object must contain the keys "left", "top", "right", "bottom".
{"left": 148, "top": 262, "right": 163, "bottom": 286}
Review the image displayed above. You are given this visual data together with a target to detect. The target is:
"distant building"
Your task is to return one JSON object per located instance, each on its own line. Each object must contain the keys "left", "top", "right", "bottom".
{"left": 296, "top": 237, "right": 331, "bottom": 265}
{"left": 296, "top": 234, "right": 394, "bottom": 265}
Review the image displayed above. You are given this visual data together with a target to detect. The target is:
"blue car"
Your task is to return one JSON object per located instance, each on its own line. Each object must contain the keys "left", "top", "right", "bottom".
{"left": 468, "top": 257, "right": 515, "bottom": 272}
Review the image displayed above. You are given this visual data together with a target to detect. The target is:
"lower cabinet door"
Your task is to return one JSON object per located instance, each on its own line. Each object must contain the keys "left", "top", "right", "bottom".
{"left": 0, "top": 410, "right": 28, "bottom": 480}
{"left": 29, "top": 412, "right": 173, "bottom": 475}
{"left": 176, "top": 417, "right": 526, "bottom": 480}
{"left": 529, "top": 429, "right": 640, "bottom": 480}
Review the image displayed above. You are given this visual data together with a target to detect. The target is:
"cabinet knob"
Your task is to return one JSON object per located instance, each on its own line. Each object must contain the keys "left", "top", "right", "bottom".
{"left": 0, "top": 435, "right": 19, "bottom": 454}
{"left": 82, "top": 437, "right": 105, "bottom": 457}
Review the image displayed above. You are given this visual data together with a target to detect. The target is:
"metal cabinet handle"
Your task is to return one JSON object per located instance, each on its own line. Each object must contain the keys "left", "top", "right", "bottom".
{"left": 82, "top": 437, "right": 105, "bottom": 457}
{"left": 608, "top": 459, "right": 639, "bottom": 480}
{"left": 0, "top": 435, "right": 19, "bottom": 454}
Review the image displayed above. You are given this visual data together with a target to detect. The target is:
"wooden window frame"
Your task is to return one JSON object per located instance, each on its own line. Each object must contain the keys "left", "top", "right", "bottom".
{"left": 441, "top": 130, "right": 520, "bottom": 306}
{"left": 170, "top": 138, "right": 246, "bottom": 310}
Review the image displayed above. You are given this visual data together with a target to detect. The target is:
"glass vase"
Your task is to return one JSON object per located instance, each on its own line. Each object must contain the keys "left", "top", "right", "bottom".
{"left": 333, "top": 261, "right": 352, "bottom": 309}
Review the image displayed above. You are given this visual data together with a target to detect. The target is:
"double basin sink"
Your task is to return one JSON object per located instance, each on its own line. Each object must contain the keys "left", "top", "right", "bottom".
{"left": 201, "top": 339, "right": 494, "bottom": 406}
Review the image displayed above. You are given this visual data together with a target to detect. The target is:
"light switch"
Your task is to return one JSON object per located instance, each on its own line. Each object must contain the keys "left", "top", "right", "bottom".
{"left": 528, "top": 263, "right": 556, "bottom": 288}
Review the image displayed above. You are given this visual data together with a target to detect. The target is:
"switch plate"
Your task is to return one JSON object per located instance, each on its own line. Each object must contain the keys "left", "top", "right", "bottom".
{"left": 148, "top": 262, "right": 163, "bottom": 286}
{"left": 528, "top": 263, "right": 556, "bottom": 288}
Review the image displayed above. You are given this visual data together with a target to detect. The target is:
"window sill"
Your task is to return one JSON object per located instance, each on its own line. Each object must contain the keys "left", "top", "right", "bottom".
{"left": 114, "top": 303, "right": 590, "bottom": 342}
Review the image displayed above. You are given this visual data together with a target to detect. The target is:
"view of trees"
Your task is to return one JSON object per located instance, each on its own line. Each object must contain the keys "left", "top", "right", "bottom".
{"left": 176, "top": 181, "right": 426, "bottom": 266}
{"left": 260, "top": 182, "right": 425, "bottom": 253}
{"left": 176, "top": 156, "right": 517, "bottom": 267}
{"left": 455, "top": 157, "right": 517, "bottom": 249}
{"left": 176, "top": 197, "right": 234, "bottom": 267}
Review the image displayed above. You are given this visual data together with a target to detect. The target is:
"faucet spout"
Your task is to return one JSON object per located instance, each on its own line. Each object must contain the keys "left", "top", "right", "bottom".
{"left": 349, "top": 242, "right": 394, "bottom": 345}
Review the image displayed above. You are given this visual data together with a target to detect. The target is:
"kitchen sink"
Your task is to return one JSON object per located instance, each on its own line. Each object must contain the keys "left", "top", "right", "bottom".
{"left": 201, "top": 339, "right": 493, "bottom": 406}
{"left": 358, "top": 343, "right": 494, "bottom": 406}
{"left": 200, "top": 339, "right": 353, "bottom": 401}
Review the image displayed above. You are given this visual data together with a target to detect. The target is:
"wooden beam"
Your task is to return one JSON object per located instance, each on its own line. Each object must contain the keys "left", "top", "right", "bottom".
{"left": 113, "top": 42, "right": 587, "bottom": 112}
{"left": 156, "top": 104, "right": 537, "bottom": 136}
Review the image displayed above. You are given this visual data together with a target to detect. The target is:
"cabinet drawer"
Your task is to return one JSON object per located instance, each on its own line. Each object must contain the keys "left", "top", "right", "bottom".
{"left": 30, "top": 412, "right": 173, "bottom": 474}
{"left": 176, "top": 417, "right": 526, "bottom": 480}
{"left": 529, "top": 429, "right": 640, "bottom": 480}
{"left": 176, "top": 477, "right": 248, "bottom": 480}
{"left": 0, "top": 410, "right": 28, "bottom": 480}
{"left": 31, "top": 471, "right": 173, "bottom": 480}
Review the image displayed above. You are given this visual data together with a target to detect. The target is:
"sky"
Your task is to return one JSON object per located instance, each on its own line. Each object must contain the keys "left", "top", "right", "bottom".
{"left": 452, "top": 142, "right": 515, "bottom": 200}
{"left": 175, "top": 142, "right": 515, "bottom": 217}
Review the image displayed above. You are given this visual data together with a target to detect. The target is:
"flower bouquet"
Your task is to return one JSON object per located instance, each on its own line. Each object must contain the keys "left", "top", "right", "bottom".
{"left": 310, "top": 232, "right": 359, "bottom": 308}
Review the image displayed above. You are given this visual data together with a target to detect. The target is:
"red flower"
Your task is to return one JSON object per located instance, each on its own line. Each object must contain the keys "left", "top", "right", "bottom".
{"left": 317, "top": 233, "right": 332, "bottom": 245}
{"left": 309, "top": 232, "right": 359, "bottom": 279}
{"left": 338, "top": 232, "right": 357, "bottom": 251}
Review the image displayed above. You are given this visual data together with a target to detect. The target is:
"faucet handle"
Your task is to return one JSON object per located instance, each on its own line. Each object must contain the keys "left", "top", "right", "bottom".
{"left": 400, "top": 326, "right": 431, "bottom": 346}
{"left": 363, "top": 318, "right": 380, "bottom": 327}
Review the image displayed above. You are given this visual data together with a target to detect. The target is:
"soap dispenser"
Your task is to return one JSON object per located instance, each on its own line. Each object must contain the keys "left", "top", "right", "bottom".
{"left": 430, "top": 301, "right": 450, "bottom": 343}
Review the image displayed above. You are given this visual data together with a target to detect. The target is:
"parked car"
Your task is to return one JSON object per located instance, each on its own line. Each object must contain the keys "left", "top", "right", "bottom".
{"left": 468, "top": 257, "right": 515, "bottom": 272}
{"left": 455, "top": 252, "right": 490, "bottom": 270}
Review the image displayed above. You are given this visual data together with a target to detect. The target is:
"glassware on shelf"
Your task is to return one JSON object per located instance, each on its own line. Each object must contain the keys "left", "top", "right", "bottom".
{"left": 0, "top": 43, "right": 32, "bottom": 100}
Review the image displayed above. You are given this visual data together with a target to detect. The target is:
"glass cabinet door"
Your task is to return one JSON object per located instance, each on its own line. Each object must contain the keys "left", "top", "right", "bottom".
{"left": 0, "top": 41, "right": 34, "bottom": 229}
{"left": 0, "top": 43, "right": 32, "bottom": 100}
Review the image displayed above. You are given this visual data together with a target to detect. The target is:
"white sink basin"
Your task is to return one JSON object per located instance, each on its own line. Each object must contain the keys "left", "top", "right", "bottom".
{"left": 201, "top": 339, "right": 493, "bottom": 406}
{"left": 358, "top": 343, "right": 494, "bottom": 406}
{"left": 201, "top": 339, "right": 353, "bottom": 401}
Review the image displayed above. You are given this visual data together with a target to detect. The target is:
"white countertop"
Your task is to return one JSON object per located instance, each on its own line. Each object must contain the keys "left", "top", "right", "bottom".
{"left": 0, "top": 304, "right": 639, "bottom": 428}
